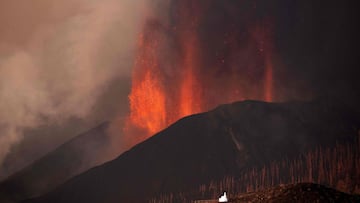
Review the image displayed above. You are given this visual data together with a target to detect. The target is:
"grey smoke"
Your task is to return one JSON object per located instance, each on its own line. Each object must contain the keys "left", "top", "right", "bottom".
{"left": 0, "top": 0, "right": 149, "bottom": 178}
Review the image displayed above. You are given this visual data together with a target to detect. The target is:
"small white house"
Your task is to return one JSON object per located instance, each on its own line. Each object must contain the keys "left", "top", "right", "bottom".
{"left": 218, "top": 192, "right": 228, "bottom": 202}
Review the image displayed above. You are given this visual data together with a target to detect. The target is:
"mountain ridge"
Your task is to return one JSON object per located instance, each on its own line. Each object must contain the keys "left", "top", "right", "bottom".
{"left": 0, "top": 122, "right": 111, "bottom": 203}
{"left": 25, "top": 99, "right": 360, "bottom": 203}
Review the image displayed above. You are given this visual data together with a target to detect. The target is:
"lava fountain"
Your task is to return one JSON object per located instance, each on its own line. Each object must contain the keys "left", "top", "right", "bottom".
{"left": 124, "top": 0, "right": 276, "bottom": 143}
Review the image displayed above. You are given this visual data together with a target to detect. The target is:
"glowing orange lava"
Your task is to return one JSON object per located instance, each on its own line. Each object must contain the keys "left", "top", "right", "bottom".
{"left": 264, "top": 53, "right": 274, "bottom": 102}
{"left": 179, "top": 33, "right": 202, "bottom": 117}
{"left": 125, "top": 33, "right": 166, "bottom": 138}
{"left": 124, "top": 8, "right": 276, "bottom": 143}
{"left": 128, "top": 69, "right": 166, "bottom": 135}
{"left": 251, "top": 21, "right": 275, "bottom": 102}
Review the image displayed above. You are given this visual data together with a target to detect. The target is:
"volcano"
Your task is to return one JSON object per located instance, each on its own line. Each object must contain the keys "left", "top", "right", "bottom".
{"left": 24, "top": 99, "right": 360, "bottom": 203}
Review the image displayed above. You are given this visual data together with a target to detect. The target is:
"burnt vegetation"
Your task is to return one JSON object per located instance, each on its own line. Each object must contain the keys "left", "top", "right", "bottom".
{"left": 150, "top": 134, "right": 360, "bottom": 202}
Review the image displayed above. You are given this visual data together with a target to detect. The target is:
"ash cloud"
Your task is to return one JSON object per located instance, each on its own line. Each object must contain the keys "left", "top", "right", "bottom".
{"left": 0, "top": 0, "right": 149, "bottom": 178}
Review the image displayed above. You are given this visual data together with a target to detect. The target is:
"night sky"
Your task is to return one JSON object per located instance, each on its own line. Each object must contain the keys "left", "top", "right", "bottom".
{"left": 172, "top": 0, "right": 360, "bottom": 101}
{"left": 273, "top": 0, "right": 359, "bottom": 100}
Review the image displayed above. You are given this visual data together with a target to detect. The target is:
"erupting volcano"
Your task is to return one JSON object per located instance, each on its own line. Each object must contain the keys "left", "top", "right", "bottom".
{"left": 125, "top": 1, "right": 276, "bottom": 141}
{"left": 1, "top": 1, "right": 359, "bottom": 203}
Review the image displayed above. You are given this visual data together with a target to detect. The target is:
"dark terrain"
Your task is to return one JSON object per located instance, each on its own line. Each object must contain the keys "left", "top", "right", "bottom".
{"left": 23, "top": 99, "right": 360, "bottom": 203}
{"left": 0, "top": 122, "right": 111, "bottom": 203}
{"left": 230, "top": 183, "right": 360, "bottom": 203}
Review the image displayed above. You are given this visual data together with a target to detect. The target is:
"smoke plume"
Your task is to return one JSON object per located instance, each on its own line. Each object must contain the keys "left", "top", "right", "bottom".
{"left": 0, "top": 0, "right": 148, "bottom": 177}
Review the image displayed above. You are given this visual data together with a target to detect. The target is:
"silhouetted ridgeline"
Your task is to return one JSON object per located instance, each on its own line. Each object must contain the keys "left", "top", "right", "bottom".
{"left": 26, "top": 99, "right": 360, "bottom": 203}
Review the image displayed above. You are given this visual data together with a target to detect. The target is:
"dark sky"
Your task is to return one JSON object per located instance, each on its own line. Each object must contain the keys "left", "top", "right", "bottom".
{"left": 166, "top": 0, "right": 360, "bottom": 101}
{"left": 274, "top": 0, "right": 359, "bottom": 98}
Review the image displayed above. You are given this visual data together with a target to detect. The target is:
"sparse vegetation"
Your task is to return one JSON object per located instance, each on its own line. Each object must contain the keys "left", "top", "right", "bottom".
{"left": 150, "top": 135, "right": 360, "bottom": 202}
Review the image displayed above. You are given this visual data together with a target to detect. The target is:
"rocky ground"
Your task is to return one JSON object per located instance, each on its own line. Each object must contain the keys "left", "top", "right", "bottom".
{"left": 230, "top": 183, "right": 360, "bottom": 203}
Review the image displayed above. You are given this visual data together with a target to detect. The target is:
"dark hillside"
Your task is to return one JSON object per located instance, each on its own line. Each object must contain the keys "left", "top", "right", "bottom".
{"left": 0, "top": 122, "right": 110, "bottom": 203}
{"left": 26, "top": 99, "right": 360, "bottom": 203}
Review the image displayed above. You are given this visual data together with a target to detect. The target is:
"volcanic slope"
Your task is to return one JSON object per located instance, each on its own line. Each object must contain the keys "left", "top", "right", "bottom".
{"left": 27, "top": 99, "right": 360, "bottom": 203}
{"left": 0, "top": 122, "right": 111, "bottom": 203}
